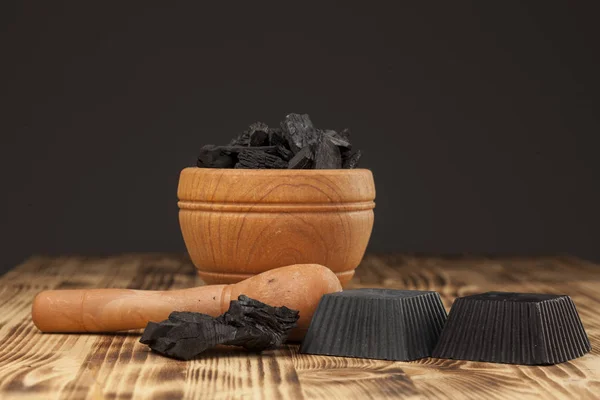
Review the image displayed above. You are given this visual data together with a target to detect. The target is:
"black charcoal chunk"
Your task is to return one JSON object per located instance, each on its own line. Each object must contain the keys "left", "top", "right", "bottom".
{"left": 300, "top": 289, "right": 447, "bottom": 361}
{"left": 288, "top": 146, "right": 314, "bottom": 169}
{"left": 342, "top": 149, "right": 361, "bottom": 169}
{"left": 432, "top": 292, "right": 591, "bottom": 365}
{"left": 339, "top": 128, "right": 351, "bottom": 145}
{"left": 314, "top": 132, "right": 342, "bottom": 169}
{"left": 281, "top": 113, "right": 318, "bottom": 154}
{"left": 268, "top": 128, "right": 288, "bottom": 148}
{"left": 323, "top": 129, "right": 351, "bottom": 150}
{"left": 276, "top": 145, "right": 294, "bottom": 161}
{"left": 140, "top": 295, "right": 299, "bottom": 361}
{"left": 248, "top": 122, "right": 270, "bottom": 147}
{"left": 218, "top": 296, "right": 299, "bottom": 350}
{"left": 197, "top": 145, "right": 235, "bottom": 168}
{"left": 229, "top": 131, "right": 251, "bottom": 147}
{"left": 221, "top": 145, "right": 277, "bottom": 155}
{"left": 235, "top": 149, "right": 288, "bottom": 169}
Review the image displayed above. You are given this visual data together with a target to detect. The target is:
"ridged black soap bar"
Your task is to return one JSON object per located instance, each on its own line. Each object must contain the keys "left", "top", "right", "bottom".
{"left": 300, "top": 289, "right": 447, "bottom": 361}
{"left": 432, "top": 292, "right": 591, "bottom": 365}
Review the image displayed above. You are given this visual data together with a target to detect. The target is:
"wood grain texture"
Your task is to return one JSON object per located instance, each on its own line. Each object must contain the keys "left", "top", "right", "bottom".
{"left": 178, "top": 168, "right": 375, "bottom": 285}
{"left": 0, "top": 254, "right": 598, "bottom": 399}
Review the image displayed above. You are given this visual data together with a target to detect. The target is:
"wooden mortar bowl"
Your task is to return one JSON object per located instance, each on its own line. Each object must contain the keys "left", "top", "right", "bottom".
{"left": 178, "top": 168, "right": 375, "bottom": 286}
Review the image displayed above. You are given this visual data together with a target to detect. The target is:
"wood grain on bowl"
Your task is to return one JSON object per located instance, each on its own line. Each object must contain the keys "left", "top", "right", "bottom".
{"left": 178, "top": 168, "right": 376, "bottom": 285}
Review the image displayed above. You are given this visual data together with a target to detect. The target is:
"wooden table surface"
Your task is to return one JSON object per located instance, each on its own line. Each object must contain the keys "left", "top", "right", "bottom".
{"left": 0, "top": 254, "right": 599, "bottom": 399}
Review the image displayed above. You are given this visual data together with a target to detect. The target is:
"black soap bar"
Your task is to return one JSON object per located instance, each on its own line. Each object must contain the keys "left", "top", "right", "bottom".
{"left": 300, "top": 289, "right": 447, "bottom": 361}
{"left": 140, "top": 295, "right": 299, "bottom": 360}
{"left": 196, "top": 113, "right": 361, "bottom": 169}
{"left": 432, "top": 292, "right": 591, "bottom": 365}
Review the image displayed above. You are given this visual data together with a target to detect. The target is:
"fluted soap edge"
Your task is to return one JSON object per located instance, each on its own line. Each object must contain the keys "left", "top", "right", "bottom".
{"left": 300, "top": 289, "right": 448, "bottom": 361}
{"left": 432, "top": 292, "right": 591, "bottom": 365}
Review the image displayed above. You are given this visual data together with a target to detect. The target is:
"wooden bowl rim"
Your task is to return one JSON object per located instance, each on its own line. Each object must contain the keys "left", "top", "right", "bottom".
{"left": 178, "top": 167, "right": 376, "bottom": 204}
{"left": 179, "top": 167, "right": 373, "bottom": 175}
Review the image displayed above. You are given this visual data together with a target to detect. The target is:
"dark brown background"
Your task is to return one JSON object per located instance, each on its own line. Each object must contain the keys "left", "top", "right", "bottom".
{"left": 1, "top": 2, "right": 599, "bottom": 274}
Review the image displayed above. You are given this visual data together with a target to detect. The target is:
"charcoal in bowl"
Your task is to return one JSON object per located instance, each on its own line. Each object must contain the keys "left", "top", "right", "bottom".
{"left": 288, "top": 146, "right": 314, "bottom": 169}
{"left": 236, "top": 149, "right": 288, "bottom": 169}
{"left": 300, "top": 289, "right": 448, "bottom": 361}
{"left": 314, "top": 131, "right": 342, "bottom": 169}
{"left": 197, "top": 145, "right": 235, "bottom": 168}
{"left": 140, "top": 295, "right": 299, "bottom": 360}
{"left": 196, "top": 113, "right": 361, "bottom": 169}
{"left": 431, "top": 292, "right": 591, "bottom": 365}
{"left": 280, "top": 113, "right": 318, "bottom": 154}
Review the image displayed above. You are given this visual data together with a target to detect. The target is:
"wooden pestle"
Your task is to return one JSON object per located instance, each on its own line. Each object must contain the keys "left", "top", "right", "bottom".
{"left": 32, "top": 264, "right": 342, "bottom": 339}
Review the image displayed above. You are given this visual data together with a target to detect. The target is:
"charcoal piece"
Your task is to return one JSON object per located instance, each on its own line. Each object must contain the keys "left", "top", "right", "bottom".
{"left": 300, "top": 289, "right": 448, "bottom": 361}
{"left": 275, "top": 145, "right": 294, "bottom": 161}
{"left": 323, "top": 129, "right": 351, "bottom": 150}
{"left": 221, "top": 145, "right": 277, "bottom": 155}
{"left": 339, "top": 128, "right": 352, "bottom": 145}
{"left": 432, "top": 292, "right": 591, "bottom": 365}
{"left": 250, "top": 131, "right": 269, "bottom": 147}
{"left": 314, "top": 133, "right": 342, "bottom": 169}
{"left": 287, "top": 146, "right": 314, "bottom": 169}
{"left": 281, "top": 113, "right": 318, "bottom": 154}
{"left": 248, "top": 122, "right": 270, "bottom": 147}
{"left": 342, "top": 149, "right": 361, "bottom": 169}
{"left": 218, "top": 296, "right": 299, "bottom": 349}
{"left": 235, "top": 149, "right": 288, "bottom": 169}
{"left": 229, "top": 131, "right": 251, "bottom": 147}
{"left": 197, "top": 145, "right": 235, "bottom": 168}
{"left": 196, "top": 113, "right": 362, "bottom": 169}
{"left": 141, "top": 314, "right": 233, "bottom": 357}
{"left": 268, "top": 128, "right": 288, "bottom": 148}
{"left": 140, "top": 295, "right": 299, "bottom": 360}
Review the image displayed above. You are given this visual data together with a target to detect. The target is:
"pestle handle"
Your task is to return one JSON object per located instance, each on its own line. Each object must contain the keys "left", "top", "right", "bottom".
{"left": 32, "top": 264, "right": 342, "bottom": 334}
{"left": 32, "top": 285, "right": 227, "bottom": 332}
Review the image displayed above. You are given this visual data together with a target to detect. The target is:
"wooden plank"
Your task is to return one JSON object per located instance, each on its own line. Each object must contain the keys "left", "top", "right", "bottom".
{"left": 293, "top": 350, "right": 419, "bottom": 399}
{"left": 0, "top": 254, "right": 598, "bottom": 399}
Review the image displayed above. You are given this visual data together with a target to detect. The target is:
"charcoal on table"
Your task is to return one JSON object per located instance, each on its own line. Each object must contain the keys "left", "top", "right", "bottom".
{"left": 235, "top": 149, "right": 288, "bottom": 169}
{"left": 281, "top": 113, "right": 318, "bottom": 154}
{"left": 140, "top": 295, "right": 299, "bottom": 360}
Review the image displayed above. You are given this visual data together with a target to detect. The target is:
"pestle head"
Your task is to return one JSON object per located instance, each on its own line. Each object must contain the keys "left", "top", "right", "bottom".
{"left": 226, "top": 264, "right": 343, "bottom": 340}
